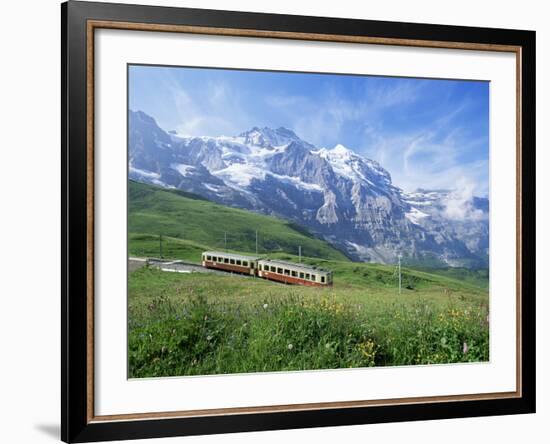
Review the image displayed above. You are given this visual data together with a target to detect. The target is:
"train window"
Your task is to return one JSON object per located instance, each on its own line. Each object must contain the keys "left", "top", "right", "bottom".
{"left": 270, "top": 266, "right": 275, "bottom": 272}
{"left": 321, "top": 276, "right": 325, "bottom": 283}
{"left": 291, "top": 270, "right": 297, "bottom": 277}
{"left": 311, "top": 275, "right": 316, "bottom": 281}
{"left": 277, "top": 267, "right": 283, "bottom": 274}
{"left": 299, "top": 272, "right": 304, "bottom": 279}
{"left": 224, "top": 258, "right": 229, "bottom": 263}
{"left": 206, "top": 255, "right": 211, "bottom": 261}
{"left": 284, "top": 269, "right": 290, "bottom": 275}
{"left": 236, "top": 260, "right": 241, "bottom": 266}
{"left": 230, "top": 259, "right": 235, "bottom": 264}
{"left": 305, "top": 273, "right": 310, "bottom": 280}
{"left": 243, "top": 261, "right": 248, "bottom": 267}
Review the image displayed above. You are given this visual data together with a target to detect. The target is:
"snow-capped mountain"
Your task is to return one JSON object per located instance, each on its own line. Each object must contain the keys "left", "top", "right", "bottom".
{"left": 129, "top": 110, "right": 489, "bottom": 267}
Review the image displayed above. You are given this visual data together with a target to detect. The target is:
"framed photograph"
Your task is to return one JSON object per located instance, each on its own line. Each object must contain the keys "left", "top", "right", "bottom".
{"left": 61, "top": 1, "right": 535, "bottom": 442}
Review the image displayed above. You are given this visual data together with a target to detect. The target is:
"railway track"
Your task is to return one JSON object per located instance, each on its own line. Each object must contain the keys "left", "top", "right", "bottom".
{"left": 128, "top": 257, "right": 253, "bottom": 278}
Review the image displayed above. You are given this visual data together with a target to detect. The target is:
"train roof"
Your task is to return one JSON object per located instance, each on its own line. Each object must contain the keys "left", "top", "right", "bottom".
{"left": 257, "top": 258, "right": 331, "bottom": 274}
{"left": 202, "top": 251, "right": 262, "bottom": 261}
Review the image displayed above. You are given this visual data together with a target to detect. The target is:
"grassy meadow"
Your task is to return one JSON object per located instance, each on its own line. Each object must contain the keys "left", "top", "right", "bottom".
{"left": 128, "top": 181, "right": 490, "bottom": 378}
{"left": 129, "top": 180, "right": 348, "bottom": 261}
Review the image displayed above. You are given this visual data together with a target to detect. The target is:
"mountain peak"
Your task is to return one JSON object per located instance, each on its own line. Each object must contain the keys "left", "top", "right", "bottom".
{"left": 274, "top": 126, "right": 299, "bottom": 137}
{"left": 241, "top": 126, "right": 298, "bottom": 138}
{"left": 330, "top": 144, "right": 354, "bottom": 156}
{"left": 239, "top": 126, "right": 306, "bottom": 148}
{"left": 131, "top": 109, "right": 158, "bottom": 126}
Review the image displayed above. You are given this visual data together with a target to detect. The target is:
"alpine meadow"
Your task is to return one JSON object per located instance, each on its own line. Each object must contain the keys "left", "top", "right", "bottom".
{"left": 127, "top": 65, "right": 490, "bottom": 378}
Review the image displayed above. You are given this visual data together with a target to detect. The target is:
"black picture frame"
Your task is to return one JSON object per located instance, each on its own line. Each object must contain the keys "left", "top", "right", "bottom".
{"left": 61, "top": 1, "right": 536, "bottom": 442}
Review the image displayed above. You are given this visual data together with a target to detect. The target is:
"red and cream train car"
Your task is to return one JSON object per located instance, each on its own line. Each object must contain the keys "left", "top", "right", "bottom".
{"left": 201, "top": 252, "right": 333, "bottom": 287}
{"left": 257, "top": 259, "right": 333, "bottom": 287}
{"left": 201, "top": 251, "right": 260, "bottom": 276}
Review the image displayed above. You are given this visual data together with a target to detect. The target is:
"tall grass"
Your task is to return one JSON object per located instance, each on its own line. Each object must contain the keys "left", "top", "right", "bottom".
{"left": 128, "top": 268, "right": 489, "bottom": 378}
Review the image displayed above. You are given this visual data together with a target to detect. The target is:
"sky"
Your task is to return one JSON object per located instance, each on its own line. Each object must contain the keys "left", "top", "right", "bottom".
{"left": 129, "top": 64, "right": 489, "bottom": 197}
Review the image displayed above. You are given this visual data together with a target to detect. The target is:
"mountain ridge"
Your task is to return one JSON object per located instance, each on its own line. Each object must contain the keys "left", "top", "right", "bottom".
{"left": 128, "top": 110, "right": 489, "bottom": 268}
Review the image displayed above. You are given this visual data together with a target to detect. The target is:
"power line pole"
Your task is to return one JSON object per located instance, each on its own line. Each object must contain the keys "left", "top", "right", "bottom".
{"left": 255, "top": 230, "right": 258, "bottom": 254}
{"left": 224, "top": 231, "right": 227, "bottom": 252}
{"left": 398, "top": 254, "right": 402, "bottom": 295}
{"left": 299, "top": 245, "right": 302, "bottom": 263}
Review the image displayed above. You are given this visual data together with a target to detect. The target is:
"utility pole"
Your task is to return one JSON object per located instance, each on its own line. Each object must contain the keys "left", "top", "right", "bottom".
{"left": 159, "top": 234, "right": 163, "bottom": 259}
{"left": 299, "top": 245, "right": 302, "bottom": 263}
{"left": 224, "top": 231, "right": 227, "bottom": 252}
{"left": 255, "top": 230, "right": 258, "bottom": 255}
{"left": 398, "top": 254, "right": 402, "bottom": 295}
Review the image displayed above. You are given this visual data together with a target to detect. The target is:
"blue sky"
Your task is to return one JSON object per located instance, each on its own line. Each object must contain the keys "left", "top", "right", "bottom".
{"left": 129, "top": 64, "right": 489, "bottom": 196}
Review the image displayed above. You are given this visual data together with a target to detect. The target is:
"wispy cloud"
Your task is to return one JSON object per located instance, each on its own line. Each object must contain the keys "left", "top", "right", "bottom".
{"left": 442, "top": 177, "right": 487, "bottom": 221}
{"left": 160, "top": 71, "right": 251, "bottom": 137}
{"left": 264, "top": 79, "right": 488, "bottom": 196}
{"left": 130, "top": 66, "right": 488, "bottom": 197}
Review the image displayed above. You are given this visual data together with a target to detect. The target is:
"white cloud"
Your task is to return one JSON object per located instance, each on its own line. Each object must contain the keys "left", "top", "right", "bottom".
{"left": 360, "top": 98, "right": 488, "bottom": 197}
{"left": 265, "top": 81, "right": 423, "bottom": 149}
{"left": 442, "top": 178, "right": 486, "bottom": 221}
{"left": 144, "top": 70, "right": 488, "bottom": 198}
{"left": 161, "top": 73, "right": 250, "bottom": 137}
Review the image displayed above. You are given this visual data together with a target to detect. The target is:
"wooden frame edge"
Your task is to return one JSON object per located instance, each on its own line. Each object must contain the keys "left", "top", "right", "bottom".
{"left": 88, "top": 19, "right": 522, "bottom": 53}
{"left": 86, "top": 18, "right": 95, "bottom": 424}
{"left": 90, "top": 391, "right": 520, "bottom": 423}
{"left": 84, "top": 18, "right": 525, "bottom": 425}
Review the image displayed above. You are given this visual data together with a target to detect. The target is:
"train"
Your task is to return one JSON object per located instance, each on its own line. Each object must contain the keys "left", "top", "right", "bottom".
{"left": 201, "top": 251, "right": 333, "bottom": 287}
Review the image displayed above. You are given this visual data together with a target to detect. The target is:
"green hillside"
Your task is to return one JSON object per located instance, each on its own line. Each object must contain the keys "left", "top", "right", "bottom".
{"left": 128, "top": 180, "right": 348, "bottom": 262}
{"left": 127, "top": 181, "right": 489, "bottom": 377}
{"left": 261, "top": 252, "right": 487, "bottom": 292}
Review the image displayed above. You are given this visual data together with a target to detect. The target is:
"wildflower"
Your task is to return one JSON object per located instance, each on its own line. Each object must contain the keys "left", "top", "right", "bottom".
{"left": 463, "top": 342, "right": 469, "bottom": 354}
{"left": 204, "top": 315, "right": 208, "bottom": 321}
{"left": 206, "top": 335, "right": 213, "bottom": 341}
{"left": 263, "top": 303, "right": 268, "bottom": 309}
{"left": 287, "top": 343, "right": 293, "bottom": 350}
